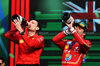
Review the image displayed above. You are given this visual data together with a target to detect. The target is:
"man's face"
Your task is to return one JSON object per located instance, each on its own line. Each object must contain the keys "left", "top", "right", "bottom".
{"left": 26, "top": 20, "right": 39, "bottom": 31}
{"left": 0, "top": 60, "right": 5, "bottom": 66}
{"left": 74, "top": 26, "right": 84, "bottom": 36}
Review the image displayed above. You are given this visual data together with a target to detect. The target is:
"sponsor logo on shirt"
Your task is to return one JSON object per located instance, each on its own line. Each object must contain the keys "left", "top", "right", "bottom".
{"left": 19, "top": 39, "right": 24, "bottom": 43}
{"left": 32, "top": 38, "right": 35, "bottom": 40}
{"left": 67, "top": 41, "right": 72, "bottom": 45}
{"left": 37, "top": 37, "right": 44, "bottom": 43}
{"left": 74, "top": 46, "right": 79, "bottom": 52}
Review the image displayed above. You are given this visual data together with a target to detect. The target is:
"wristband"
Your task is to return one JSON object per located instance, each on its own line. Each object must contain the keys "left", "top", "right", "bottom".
{"left": 64, "top": 29, "right": 70, "bottom": 35}
{"left": 70, "top": 27, "right": 76, "bottom": 33}
{"left": 19, "top": 31, "right": 25, "bottom": 35}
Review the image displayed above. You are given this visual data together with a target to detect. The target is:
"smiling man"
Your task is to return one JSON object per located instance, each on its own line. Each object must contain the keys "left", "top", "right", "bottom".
{"left": 52, "top": 15, "right": 91, "bottom": 66}
{"left": 5, "top": 17, "right": 44, "bottom": 66}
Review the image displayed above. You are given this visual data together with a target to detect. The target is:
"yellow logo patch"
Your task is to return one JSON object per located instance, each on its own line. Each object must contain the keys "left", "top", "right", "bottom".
{"left": 32, "top": 38, "right": 35, "bottom": 40}
{"left": 65, "top": 45, "right": 69, "bottom": 49}
{"left": 19, "top": 39, "right": 24, "bottom": 43}
{"left": 80, "top": 24, "right": 85, "bottom": 27}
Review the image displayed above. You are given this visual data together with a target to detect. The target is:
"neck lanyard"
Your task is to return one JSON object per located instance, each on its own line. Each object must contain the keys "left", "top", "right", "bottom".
{"left": 69, "top": 41, "right": 77, "bottom": 51}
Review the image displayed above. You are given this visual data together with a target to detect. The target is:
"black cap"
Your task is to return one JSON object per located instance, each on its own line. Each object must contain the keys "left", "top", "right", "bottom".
{"left": 73, "top": 21, "right": 87, "bottom": 32}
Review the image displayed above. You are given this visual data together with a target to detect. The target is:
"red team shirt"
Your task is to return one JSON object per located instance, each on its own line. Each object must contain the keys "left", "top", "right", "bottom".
{"left": 5, "top": 28, "right": 44, "bottom": 65}
{"left": 53, "top": 28, "right": 91, "bottom": 66}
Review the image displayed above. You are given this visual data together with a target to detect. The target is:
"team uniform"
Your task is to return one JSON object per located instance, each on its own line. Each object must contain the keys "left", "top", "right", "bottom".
{"left": 52, "top": 28, "right": 91, "bottom": 66}
{"left": 5, "top": 28, "right": 44, "bottom": 65}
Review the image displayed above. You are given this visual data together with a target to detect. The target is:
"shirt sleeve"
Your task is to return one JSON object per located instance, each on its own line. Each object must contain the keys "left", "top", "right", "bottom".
{"left": 52, "top": 29, "right": 70, "bottom": 50}
{"left": 5, "top": 28, "right": 20, "bottom": 44}
{"left": 80, "top": 40, "right": 91, "bottom": 53}
{"left": 70, "top": 27, "right": 91, "bottom": 53}
{"left": 21, "top": 33, "right": 44, "bottom": 48}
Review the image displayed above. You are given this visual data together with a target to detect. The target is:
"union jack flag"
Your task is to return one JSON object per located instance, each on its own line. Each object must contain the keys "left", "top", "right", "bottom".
{"left": 63, "top": 1, "right": 100, "bottom": 32}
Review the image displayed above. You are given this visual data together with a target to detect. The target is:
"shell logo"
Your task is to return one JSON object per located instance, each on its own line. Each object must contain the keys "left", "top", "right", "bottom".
{"left": 65, "top": 45, "right": 69, "bottom": 49}
{"left": 32, "top": 38, "right": 35, "bottom": 40}
{"left": 19, "top": 39, "right": 24, "bottom": 43}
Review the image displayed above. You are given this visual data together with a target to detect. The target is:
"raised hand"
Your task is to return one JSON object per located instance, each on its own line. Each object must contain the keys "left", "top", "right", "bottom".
{"left": 64, "top": 16, "right": 74, "bottom": 29}
{"left": 13, "top": 17, "right": 23, "bottom": 33}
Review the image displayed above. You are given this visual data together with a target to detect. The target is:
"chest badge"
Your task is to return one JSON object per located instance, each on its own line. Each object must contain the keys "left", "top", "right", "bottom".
{"left": 65, "top": 45, "right": 69, "bottom": 49}
{"left": 32, "top": 38, "right": 35, "bottom": 40}
{"left": 65, "top": 53, "right": 72, "bottom": 61}
{"left": 19, "top": 39, "right": 24, "bottom": 43}
{"left": 74, "top": 54, "right": 76, "bottom": 57}
{"left": 67, "top": 41, "right": 72, "bottom": 45}
{"left": 74, "top": 46, "right": 79, "bottom": 52}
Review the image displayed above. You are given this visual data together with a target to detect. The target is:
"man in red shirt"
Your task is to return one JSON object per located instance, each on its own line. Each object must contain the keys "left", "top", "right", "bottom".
{"left": 5, "top": 17, "right": 44, "bottom": 66}
{"left": 52, "top": 16, "right": 91, "bottom": 66}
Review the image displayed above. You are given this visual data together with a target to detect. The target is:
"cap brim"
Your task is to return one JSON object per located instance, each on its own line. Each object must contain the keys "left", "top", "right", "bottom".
{"left": 73, "top": 23, "right": 87, "bottom": 32}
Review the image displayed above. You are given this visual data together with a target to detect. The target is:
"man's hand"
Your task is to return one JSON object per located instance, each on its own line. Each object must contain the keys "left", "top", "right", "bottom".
{"left": 64, "top": 16, "right": 74, "bottom": 29}
{"left": 13, "top": 17, "right": 24, "bottom": 33}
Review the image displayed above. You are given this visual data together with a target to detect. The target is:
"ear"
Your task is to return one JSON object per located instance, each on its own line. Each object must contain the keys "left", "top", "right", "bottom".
{"left": 83, "top": 33, "right": 86, "bottom": 36}
{"left": 36, "top": 27, "right": 39, "bottom": 30}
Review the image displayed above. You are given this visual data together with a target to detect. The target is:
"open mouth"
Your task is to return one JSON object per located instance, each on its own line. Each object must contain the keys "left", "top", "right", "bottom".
{"left": 27, "top": 24, "right": 31, "bottom": 28}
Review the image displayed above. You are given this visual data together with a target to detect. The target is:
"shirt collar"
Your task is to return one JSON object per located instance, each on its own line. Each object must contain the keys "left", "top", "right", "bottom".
{"left": 72, "top": 38, "right": 76, "bottom": 42}
{"left": 28, "top": 33, "right": 38, "bottom": 38}
{"left": 33, "top": 33, "right": 38, "bottom": 37}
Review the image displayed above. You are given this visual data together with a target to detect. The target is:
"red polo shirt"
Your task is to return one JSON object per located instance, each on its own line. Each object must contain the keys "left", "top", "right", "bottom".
{"left": 52, "top": 29, "right": 91, "bottom": 66}
{"left": 5, "top": 28, "right": 44, "bottom": 65}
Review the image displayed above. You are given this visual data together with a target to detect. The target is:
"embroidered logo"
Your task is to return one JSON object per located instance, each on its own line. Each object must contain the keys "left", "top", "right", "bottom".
{"left": 32, "top": 38, "right": 35, "bottom": 40}
{"left": 19, "top": 39, "right": 24, "bottom": 43}
{"left": 64, "top": 45, "right": 69, "bottom": 53}
{"left": 67, "top": 41, "right": 72, "bottom": 45}
{"left": 64, "top": 50, "right": 68, "bottom": 53}
{"left": 74, "top": 46, "right": 79, "bottom": 52}
{"left": 65, "top": 45, "right": 69, "bottom": 49}
{"left": 37, "top": 37, "right": 44, "bottom": 43}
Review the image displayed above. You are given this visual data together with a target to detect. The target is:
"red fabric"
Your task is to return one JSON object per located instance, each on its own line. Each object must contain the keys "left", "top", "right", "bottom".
{"left": 5, "top": 28, "right": 44, "bottom": 65}
{"left": 52, "top": 30, "right": 91, "bottom": 66}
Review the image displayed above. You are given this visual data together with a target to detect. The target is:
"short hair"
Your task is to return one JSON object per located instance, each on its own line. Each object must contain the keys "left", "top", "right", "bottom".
{"left": 0, "top": 57, "right": 4, "bottom": 63}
